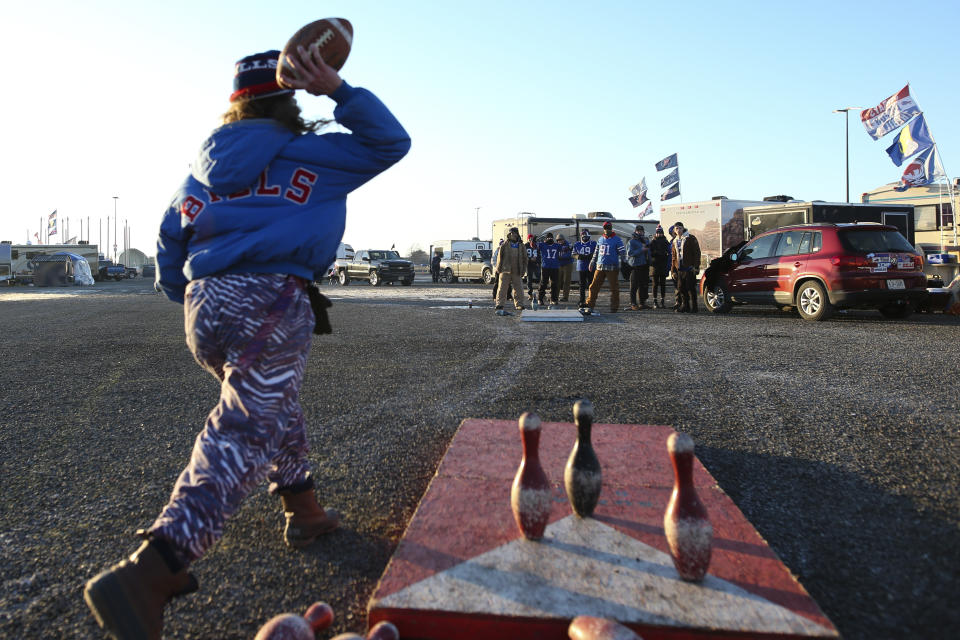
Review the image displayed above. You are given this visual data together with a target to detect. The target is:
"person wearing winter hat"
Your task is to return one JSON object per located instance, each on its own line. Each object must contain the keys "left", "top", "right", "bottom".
{"left": 572, "top": 229, "right": 597, "bottom": 308}
{"left": 585, "top": 221, "right": 626, "bottom": 313}
{"left": 84, "top": 46, "right": 410, "bottom": 640}
{"left": 626, "top": 224, "right": 651, "bottom": 310}
{"left": 537, "top": 232, "right": 561, "bottom": 307}
{"left": 524, "top": 234, "right": 540, "bottom": 299}
{"left": 648, "top": 225, "right": 671, "bottom": 308}
{"left": 670, "top": 221, "right": 701, "bottom": 312}
{"left": 494, "top": 227, "right": 528, "bottom": 315}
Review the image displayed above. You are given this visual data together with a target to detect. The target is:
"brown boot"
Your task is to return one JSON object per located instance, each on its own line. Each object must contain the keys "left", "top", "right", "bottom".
{"left": 280, "top": 487, "right": 340, "bottom": 548}
{"left": 84, "top": 539, "right": 197, "bottom": 640}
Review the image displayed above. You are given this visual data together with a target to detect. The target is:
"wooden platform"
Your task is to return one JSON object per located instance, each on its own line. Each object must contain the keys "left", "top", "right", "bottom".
{"left": 368, "top": 419, "right": 838, "bottom": 639}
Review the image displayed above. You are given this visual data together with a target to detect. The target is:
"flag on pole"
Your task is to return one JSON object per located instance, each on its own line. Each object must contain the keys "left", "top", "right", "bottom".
{"left": 860, "top": 85, "right": 921, "bottom": 140}
{"left": 894, "top": 146, "right": 942, "bottom": 191}
{"left": 661, "top": 182, "right": 681, "bottom": 201}
{"left": 638, "top": 202, "right": 653, "bottom": 218}
{"left": 629, "top": 178, "right": 647, "bottom": 196}
{"left": 66, "top": 236, "right": 77, "bottom": 244}
{"left": 628, "top": 191, "right": 650, "bottom": 207}
{"left": 660, "top": 167, "right": 679, "bottom": 188}
{"left": 33, "top": 232, "right": 41, "bottom": 245}
{"left": 655, "top": 153, "right": 678, "bottom": 171}
{"left": 885, "top": 113, "right": 934, "bottom": 166}
{"left": 47, "top": 210, "right": 58, "bottom": 237}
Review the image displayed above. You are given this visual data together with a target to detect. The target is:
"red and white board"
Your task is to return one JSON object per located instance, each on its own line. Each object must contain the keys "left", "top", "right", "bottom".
{"left": 368, "top": 419, "right": 838, "bottom": 639}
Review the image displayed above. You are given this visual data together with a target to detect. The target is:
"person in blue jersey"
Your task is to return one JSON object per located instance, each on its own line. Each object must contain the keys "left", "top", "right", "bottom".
{"left": 556, "top": 233, "right": 574, "bottom": 302}
{"left": 537, "top": 232, "right": 561, "bottom": 307}
{"left": 524, "top": 234, "right": 540, "bottom": 299}
{"left": 585, "top": 221, "right": 626, "bottom": 313}
{"left": 84, "top": 46, "right": 410, "bottom": 640}
{"left": 626, "top": 225, "right": 651, "bottom": 311}
{"left": 649, "top": 225, "right": 671, "bottom": 308}
{"left": 572, "top": 229, "right": 597, "bottom": 308}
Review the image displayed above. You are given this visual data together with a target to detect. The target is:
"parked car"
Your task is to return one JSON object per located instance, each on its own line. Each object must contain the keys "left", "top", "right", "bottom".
{"left": 439, "top": 249, "right": 494, "bottom": 284}
{"left": 336, "top": 249, "right": 415, "bottom": 286}
{"left": 699, "top": 223, "right": 926, "bottom": 321}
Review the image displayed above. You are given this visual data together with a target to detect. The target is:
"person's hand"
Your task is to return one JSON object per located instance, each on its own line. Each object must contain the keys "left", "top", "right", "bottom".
{"left": 278, "top": 44, "right": 343, "bottom": 96}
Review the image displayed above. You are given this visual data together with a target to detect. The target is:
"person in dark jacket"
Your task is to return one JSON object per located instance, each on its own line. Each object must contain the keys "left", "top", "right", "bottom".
{"left": 557, "top": 234, "right": 574, "bottom": 302}
{"left": 670, "top": 221, "right": 702, "bottom": 313}
{"left": 84, "top": 46, "right": 410, "bottom": 640}
{"left": 648, "top": 225, "right": 671, "bottom": 308}
{"left": 431, "top": 250, "right": 442, "bottom": 282}
{"left": 626, "top": 225, "right": 651, "bottom": 311}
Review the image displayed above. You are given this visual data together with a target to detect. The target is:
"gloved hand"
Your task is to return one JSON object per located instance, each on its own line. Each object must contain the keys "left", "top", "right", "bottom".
{"left": 306, "top": 284, "right": 333, "bottom": 335}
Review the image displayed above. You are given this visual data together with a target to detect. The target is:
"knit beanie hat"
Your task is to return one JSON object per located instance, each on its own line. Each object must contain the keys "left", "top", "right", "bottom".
{"left": 231, "top": 50, "right": 295, "bottom": 102}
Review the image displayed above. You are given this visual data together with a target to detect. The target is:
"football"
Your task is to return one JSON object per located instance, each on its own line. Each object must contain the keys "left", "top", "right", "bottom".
{"left": 277, "top": 18, "right": 353, "bottom": 87}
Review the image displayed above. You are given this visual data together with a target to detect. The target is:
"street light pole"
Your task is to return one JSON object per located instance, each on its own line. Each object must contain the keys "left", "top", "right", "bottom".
{"left": 475, "top": 207, "right": 480, "bottom": 240}
{"left": 113, "top": 196, "right": 119, "bottom": 262}
{"left": 832, "top": 108, "right": 862, "bottom": 203}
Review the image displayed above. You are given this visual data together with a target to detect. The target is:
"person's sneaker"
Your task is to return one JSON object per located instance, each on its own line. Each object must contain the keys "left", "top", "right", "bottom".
{"left": 629, "top": 305, "right": 639, "bottom": 311}
{"left": 579, "top": 307, "right": 592, "bottom": 315}
{"left": 653, "top": 300, "right": 660, "bottom": 309}
{"left": 639, "top": 302, "right": 651, "bottom": 310}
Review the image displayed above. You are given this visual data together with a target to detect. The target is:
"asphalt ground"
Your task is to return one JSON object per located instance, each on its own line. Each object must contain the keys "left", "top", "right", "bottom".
{"left": 0, "top": 276, "right": 957, "bottom": 639}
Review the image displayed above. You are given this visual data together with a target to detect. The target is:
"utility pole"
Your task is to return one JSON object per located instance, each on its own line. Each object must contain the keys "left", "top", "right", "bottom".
{"left": 475, "top": 207, "right": 480, "bottom": 240}
{"left": 832, "top": 108, "right": 863, "bottom": 203}
{"left": 113, "top": 196, "right": 118, "bottom": 262}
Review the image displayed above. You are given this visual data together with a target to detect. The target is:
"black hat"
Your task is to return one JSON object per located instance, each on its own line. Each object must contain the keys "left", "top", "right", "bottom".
{"left": 509, "top": 227, "right": 519, "bottom": 235}
{"left": 231, "top": 50, "right": 295, "bottom": 102}
{"left": 545, "top": 232, "right": 554, "bottom": 238}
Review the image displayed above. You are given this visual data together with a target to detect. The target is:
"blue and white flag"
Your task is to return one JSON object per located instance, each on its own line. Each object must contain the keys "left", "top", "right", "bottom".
{"left": 47, "top": 210, "right": 57, "bottom": 236}
{"left": 860, "top": 85, "right": 921, "bottom": 140}
{"left": 655, "top": 153, "right": 678, "bottom": 171}
{"left": 885, "top": 113, "right": 934, "bottom": 166}
{"left": 661, "top": 182, "right": 681, "bottom": 201}
{"left": 638, "top": 201, "right": 653, "bottom": 218}
{"left": 894, "top": 146, "right": 942, "bottom": 191}
{"left": 630, "top": 178, "right": 647, "bottom": 196}
{"left": 660, "top": 167, "right": 679, "bottom": 188}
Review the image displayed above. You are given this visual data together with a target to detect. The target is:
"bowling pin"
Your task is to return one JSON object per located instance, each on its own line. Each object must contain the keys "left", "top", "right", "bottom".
{"left": 510, "top": 412, "right": 552, "bottom": 540}
{"left": 254, "top": 601, "right": 334, "bottom": 640}
{"left": 329, "top": 621, "right": 399, "bottom": 640}
{"left": 663, "top": 432, "right": 712, "bottom": 582}
{"left": 564, "top": 399, "right": 602, "bottom": 517}
{"left": 568, "top": 615, "right": 643, "bottom": 640}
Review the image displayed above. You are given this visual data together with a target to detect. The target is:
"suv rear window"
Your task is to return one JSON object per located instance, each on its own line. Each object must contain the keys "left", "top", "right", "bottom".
{"left": 838, "top": 229, "right": 914, "bottom": 253}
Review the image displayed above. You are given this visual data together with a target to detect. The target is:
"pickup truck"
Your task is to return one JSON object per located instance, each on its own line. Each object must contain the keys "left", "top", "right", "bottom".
{"left": 440, "top": 249, "right": 494, "bottom": 284}
{"left": 336, "top": 249, "right": 415, "bottom": 286}
{"left": 96, "top": 260, "right": 127, "bottom": 281}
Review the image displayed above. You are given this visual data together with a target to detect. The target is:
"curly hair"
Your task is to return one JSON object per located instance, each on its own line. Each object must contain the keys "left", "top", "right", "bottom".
{"left": 221, "top": 94, "right": 330, "bottom": 135}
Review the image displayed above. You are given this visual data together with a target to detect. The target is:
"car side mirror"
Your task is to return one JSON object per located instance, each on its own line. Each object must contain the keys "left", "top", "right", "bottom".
{"left": 362, "top": 257, "right": 370, "bottom": 262}
{"left": 729, "top": 253, "right": 738, "bottom": 262}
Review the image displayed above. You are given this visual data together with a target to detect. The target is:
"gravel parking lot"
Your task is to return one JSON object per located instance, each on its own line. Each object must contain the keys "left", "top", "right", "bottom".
{"left": 1, "top": 276, "right": 957, "bottom": 639}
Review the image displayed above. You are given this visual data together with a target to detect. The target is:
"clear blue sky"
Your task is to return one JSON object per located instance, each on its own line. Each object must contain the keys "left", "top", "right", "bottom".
{"left": 3, "top": 0, "right": 958, "bottom": 256}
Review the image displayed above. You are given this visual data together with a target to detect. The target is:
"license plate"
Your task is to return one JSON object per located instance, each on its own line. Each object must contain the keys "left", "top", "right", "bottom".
{"left": 887, "top": 279, "right": 905, "bottom": 290}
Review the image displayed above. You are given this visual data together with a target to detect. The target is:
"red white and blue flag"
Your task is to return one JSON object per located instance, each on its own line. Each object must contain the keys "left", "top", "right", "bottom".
{"left": 894, "top": 146, "right": 942, "bottom": 191}
{"left": 47, "top": 210, "right": 57, "bottom": 237}
{"left": 860, "top": 85, "right": 921, "bottom": 140}
{"left": 638, "top": 202, "right": 653, "bottom": 218}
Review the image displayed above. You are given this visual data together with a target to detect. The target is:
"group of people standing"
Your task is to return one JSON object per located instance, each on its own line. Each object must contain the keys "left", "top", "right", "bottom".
{"left": 491, "top": 220, "right": 702, "bottom": 315}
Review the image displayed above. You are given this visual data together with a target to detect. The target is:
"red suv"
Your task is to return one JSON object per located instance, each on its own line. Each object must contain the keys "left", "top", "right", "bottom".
{"left": 699, "top": 223, "right": 926, "bottom": 321}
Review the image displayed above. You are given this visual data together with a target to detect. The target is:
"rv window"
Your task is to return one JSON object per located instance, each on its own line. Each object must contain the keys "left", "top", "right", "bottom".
{"left": 915, "top": 205, "right": 937, "bottom": 231}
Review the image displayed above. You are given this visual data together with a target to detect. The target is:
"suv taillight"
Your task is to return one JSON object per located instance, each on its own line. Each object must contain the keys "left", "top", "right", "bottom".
{"left": 830, "top": 255, "right": 870, "bottom": 270}
{"left": 912, "top": 255, "right": 923, "bottom": 270}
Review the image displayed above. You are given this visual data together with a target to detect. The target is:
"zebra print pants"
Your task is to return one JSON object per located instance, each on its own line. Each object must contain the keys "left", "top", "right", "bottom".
{"left": 148, "top": 273, "right": 314, "bottom": 565}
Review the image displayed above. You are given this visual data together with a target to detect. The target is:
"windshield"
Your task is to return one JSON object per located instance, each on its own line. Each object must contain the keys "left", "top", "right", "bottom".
{"left": 839, "top": 229, "right": 915, "bottom": 253}
{"left": 369, "top": 251, "right": 401, "bottom": 260}
{"left": 478, "top": 250, "right": 492, "bottom": 260}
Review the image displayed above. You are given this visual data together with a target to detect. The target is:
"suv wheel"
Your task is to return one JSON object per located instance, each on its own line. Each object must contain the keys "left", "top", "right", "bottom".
{"left": 444, "top": 268, "right": 457, "bottom": 284}
{"left": 703, "top": 282, "right": 732, "bottom": 313}
{"left": 401, "top": 278, "right": 413, "bottom": 286}
{"left": 878, "top": 303, "right": 913, "bottom": 319}
{"left": 338, "top": 270, "right": 349, "bottom": 286}
{"left": 481, "top": 268, "right": 493, "bottom": 285}
{"left": 369, "top": 271, "right": 381, "bottom": 286}
{"left": 796, "top": 281, "right": 833, "bottom": 321}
